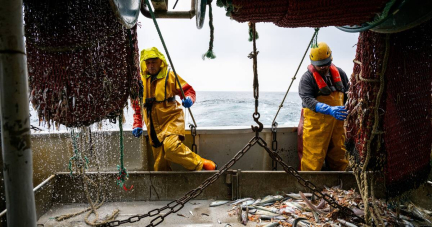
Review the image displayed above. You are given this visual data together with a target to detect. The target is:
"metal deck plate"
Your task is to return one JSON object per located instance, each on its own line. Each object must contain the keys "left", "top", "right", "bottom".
{"left": 37, "top": 200, "right": 248, "bottom": 226}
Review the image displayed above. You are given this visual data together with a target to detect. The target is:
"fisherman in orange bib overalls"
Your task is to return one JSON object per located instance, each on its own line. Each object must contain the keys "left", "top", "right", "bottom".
{"left": 297, "top": 42, "right": 349, "bottom": 171}
{"left": 131, "top": 47, "right": 217, "bottom": 171}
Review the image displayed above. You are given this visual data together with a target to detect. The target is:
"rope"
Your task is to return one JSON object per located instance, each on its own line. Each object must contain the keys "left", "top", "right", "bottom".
{"left": 117, "top": 112, "right": 133, "bottom": 191}
{"left": 310, "top": 28, "right": 319, "bottom": 48}
{"left": 58, "top": 128, "right": 119, "bottom": 225}
{"left": 248, "top": 22, "right": 259, "bottom": 42}
{"left": 144, "top": 0, "right": 198, "bottom": 128}
{"left": 248, "top": 22, "right": 263, "bottom": 136}
{"left": 69, "top": 129, "right": 88, "bottom": 176}
{"left": 272, "top": 28, "right": 320, "bottom": 124}
{"left": 358, "top": 34, "right": 390, "bottom": 226}
{"left": 203, "top": 1, "right": 216, "bottom": 60}
{"left": 172, "top": 0, "right": 179, "bottom": 9}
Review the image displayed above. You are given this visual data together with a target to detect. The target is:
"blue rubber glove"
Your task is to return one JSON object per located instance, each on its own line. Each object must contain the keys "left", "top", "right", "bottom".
{"left": 182, "top": 96, "right": 193, "bottom": 108}
{"left": 132, "top": 127, "right": 143, "bottom": 138}
{"left": 315, "top": 103, "right": 348, "bottom": 121}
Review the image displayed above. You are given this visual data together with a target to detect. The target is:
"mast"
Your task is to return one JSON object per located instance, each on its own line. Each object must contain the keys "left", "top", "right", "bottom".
{"left": 0, "top": 0, "right": 37, "bottom": 226}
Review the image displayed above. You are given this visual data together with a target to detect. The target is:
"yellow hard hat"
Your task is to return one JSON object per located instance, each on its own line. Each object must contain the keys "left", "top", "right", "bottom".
{"left": 310, "top": 42, "right": 333, "bottom": 66}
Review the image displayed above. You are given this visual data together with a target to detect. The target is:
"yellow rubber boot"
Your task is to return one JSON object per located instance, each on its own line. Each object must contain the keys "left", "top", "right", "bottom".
{"left": 202, "top": 158, "right": 217, "bottom": 170}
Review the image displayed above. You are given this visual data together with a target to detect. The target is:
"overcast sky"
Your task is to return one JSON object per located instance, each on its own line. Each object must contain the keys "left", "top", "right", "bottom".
{"left": 137, "top": 1, "right": 360, "bottom": 92}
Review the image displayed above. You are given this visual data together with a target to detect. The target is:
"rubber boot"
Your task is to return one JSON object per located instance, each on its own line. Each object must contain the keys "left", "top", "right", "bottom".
{"left": 202, "top": 158, "right": 217, "bottom": 170}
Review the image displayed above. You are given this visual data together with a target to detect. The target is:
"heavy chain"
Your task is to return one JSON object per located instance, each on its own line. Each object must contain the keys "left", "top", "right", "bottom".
{"left": 189, "top": 124, "right": 197, "bottom": 153}
{"left": 271, "top": 121, "right": 278, "bottom": 170}
{"left": 100, "top": 137, "right": 259, "bottom": 227}
{"left": 255, "top": 137, "right": 364, "bottom": 223}
{"left": 248, "top": 22, "right": 263, "bottom": 136}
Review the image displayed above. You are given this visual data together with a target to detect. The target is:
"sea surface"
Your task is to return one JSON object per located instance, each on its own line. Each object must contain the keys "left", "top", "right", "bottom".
{"left": 30, "top": 91, "right": 303, "bottom": 131}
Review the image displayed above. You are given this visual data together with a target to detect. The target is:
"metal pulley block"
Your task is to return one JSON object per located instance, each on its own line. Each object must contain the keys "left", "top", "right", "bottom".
{"left": 370, "top": 0, "right": 432, "bottom": 33}
{"left": 110, "top": 0, "right": 141, "bottom": 29}
{"left": 196, "top": 0, "right": 207, "bottom": 29}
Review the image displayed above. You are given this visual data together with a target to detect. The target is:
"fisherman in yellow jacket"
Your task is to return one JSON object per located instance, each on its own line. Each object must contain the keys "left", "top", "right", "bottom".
{"left": 297, "top": 42, "right": 349, "bottom": 171}
{"left": 131, "top": 47, "right": 217, "bottom": 171}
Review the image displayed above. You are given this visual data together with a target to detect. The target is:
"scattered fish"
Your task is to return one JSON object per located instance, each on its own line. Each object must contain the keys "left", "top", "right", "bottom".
{"left": 337, "top": 218, "right": 357, "bottom": 227}
{"left": 286, "top": 193, "right": 312, "bottom": 200}
{"left": 253, "top": 206, "right": 279, "bottom": 214}
{"left": 224, "top": 224, "right": 232, "bottom": 227}
{"left": 255, "top": 195, "right": 284, "bottom": 206}
{"left": 189, "top": 211, "right": 193, "bottom": 216}
{"left": 351, "top": 207, "right": 364, "bottom": 216}
{"left": 241, "top": 206, "right": 248, "bottom": 225}
{"left": 210, "top": 200, "right": 230, "bottom": 207}
{"left": 299, "top": 191, "right": 325, "bottom": 214}
{"left": 241, "top": 199, "right": 255, "bottom": 206}
{"left": 316, "top": 199, "right": 326, "bottom": 209}
{"left": 177, "top": 213, "right": 187, "bottom": 218}
{"left": 232, "top": 198, "right": 254, "bottom": 206}
{"left": 224, "top": 186, "right": 432, "bottom": 227}
{"left": 407, "top": 203, "right": 432, "bottom": 225}
{"left": 217, "top": 219, "right": 221, "bottom": 224}
{"left": 293, "top": 217, "right": 308, "bottom": 227}
{"left": 201, "top": 213, "right": 209, "bottom": 216}
{"left": 263, "top": 221, "right": 280, "bottom": 227}
{"left": 258, "top": 215, "right": 286, "bottom": 220}
{"left": 252, "top": 199, "right": 262, "bottom": 205}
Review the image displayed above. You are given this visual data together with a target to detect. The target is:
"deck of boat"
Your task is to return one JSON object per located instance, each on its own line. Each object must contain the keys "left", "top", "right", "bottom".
{"left": 38, "top": 200, "right": 253, "bottom": 227}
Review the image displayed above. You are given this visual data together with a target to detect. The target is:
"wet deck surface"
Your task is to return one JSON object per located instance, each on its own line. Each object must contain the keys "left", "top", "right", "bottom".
{"left": 37, "top": 200, "right": 263, "bottom": 226}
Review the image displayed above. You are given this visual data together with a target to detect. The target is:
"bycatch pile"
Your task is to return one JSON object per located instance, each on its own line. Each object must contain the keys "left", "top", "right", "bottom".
{"left": 210, "top": 185, "right": 432, "bottom": 226}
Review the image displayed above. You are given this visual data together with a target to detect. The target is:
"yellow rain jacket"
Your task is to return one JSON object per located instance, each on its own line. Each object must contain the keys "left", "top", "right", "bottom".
{"left": 135, "top": 47, "right": 202, "bottom": 171}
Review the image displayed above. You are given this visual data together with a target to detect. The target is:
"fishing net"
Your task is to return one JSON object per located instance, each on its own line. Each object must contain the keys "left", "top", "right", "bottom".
{"left": 346, "top": 20, "right": 432, "bottom": 198}
{"left": 220, "top": 0, "right": 388, "bottom": 28}
{"left": 24, "top": 0, "right": 141, "bottom": 128}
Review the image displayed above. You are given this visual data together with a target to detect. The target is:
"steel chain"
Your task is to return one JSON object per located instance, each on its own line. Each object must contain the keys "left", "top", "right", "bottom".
{"left": 255, "top": 137, "right": 364, "bottom": 223}
{"left": 101, "top": 137, "right": 259, "bottom": 227}
{"left": 271, "top": 121, "right": 278, "bottom": 170}
{"left": 189, "top": 124, "right": 197, "bottom": 153}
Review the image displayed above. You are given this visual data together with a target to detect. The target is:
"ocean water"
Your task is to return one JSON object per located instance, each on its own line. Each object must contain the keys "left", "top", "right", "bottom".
{"left": 190, "top": 91, "right": 302, "bottom": 128}
{"left": 29, "top": 91, "right": 302, "bottom": 131}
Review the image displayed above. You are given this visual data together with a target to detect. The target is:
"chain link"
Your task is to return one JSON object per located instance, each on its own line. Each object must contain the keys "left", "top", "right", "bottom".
{"left": 189, "top": 124, "right": 197, "bottom": 153}
{"left": 271, "top": 121, "right": 278, "bottom": 170}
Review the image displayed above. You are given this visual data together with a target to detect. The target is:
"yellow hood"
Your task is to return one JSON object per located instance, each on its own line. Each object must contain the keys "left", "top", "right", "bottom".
{"left": 140, "top": 47, "right": 168, "bottom": 79}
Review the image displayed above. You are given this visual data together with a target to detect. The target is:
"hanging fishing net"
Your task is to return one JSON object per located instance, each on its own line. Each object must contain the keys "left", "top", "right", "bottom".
{"left": 24, "top": 0, "right": 141, "bottom": 128}
{"left": 218, "top": 0, "right": 388, "bottom": 28}
{"left": 346, "top": 20, "right": 432, "bottom": 197}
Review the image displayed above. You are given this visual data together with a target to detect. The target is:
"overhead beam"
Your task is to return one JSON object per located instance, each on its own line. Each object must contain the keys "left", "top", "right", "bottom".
{"left": 151, "top": 0, "right": 169, "bottom": 11}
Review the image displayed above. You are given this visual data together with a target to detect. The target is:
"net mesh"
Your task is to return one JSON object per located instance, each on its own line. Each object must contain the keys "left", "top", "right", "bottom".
{"left": 228, "top": 0, "right": 388, "bottom": 28}
{"left": 24, "top": 0, "right": 141, "bottom": 128}
{"left": 346, "top": 20, "right": 432, "bottom": 197}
